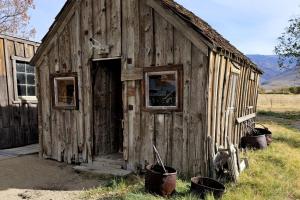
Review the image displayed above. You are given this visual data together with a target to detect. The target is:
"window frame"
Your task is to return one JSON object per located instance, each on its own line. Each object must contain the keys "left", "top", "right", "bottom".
{"left": 227, "top": 63, "right": 240, "bottom": 112}
{"left": 11, "top": 56, "right": 37, "bottom": 103}
{"left": 142, "top": 65, "right": 183, "bottom": 112}
{"left": 50, "top": 73, "right": 79, "bottom": 110}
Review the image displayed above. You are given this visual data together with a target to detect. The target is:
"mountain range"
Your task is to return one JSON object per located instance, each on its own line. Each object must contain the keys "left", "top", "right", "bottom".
{"left": 247, "top": 55, "right": 300, "bottom": 90}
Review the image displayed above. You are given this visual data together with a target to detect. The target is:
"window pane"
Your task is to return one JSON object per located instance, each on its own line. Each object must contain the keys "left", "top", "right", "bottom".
{"left": 16, "top": 62, "right": 25, "bottom": 73}
{"left": 27, "top": 74, "right": 35, "bottom": 85}
{"left": 26, "top": 65, "right": 35, "bottom": 73}
{"left": 17, "top": 73, "right": 26, "bottom": 84}
{"left": 148, "top": 73, "right": 177, "bottom": 107}
{"left": 56, "top": 79, "right": 75, "bottom": 106}
{"left": 17, "top": 85, "right": 26, "bottom": 96}
{"left": 27, "top": 86, "right": 36, "bottom": 96}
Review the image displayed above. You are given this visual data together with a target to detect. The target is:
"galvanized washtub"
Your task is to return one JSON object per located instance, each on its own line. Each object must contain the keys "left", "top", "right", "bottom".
{"left": 145, "top": 164, "right": 177, "bottom": 197}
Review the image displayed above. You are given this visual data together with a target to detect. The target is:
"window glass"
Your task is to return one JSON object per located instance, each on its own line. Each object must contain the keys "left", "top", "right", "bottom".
{"left": 148, "top": 73, "right": 176, "bottom": 107}
{"left": 16, "top": 61, "right": 36, "bottom": 97}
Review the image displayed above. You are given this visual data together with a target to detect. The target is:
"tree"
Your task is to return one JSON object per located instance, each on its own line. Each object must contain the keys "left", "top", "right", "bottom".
{"left": 275, "top": 16, "right": 300, "bottom": 68}
{"left": 0, "top": 0, "right": 35, "bottom": 38}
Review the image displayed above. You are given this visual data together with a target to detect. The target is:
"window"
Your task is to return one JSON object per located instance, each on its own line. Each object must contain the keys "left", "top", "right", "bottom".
{"left": 16, "top": 61, "right": 36, "bottom": 97}
{"left": 144, "top": 65, "right": 182, "bottom": 111}
{"left": 228, "top": 73, "right": 239, "bottom": 110}
{"left": 52, "top": 74, "right": 78, "bottom": 109}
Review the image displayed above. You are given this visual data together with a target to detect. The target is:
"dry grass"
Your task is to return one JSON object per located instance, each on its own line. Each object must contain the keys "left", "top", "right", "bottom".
{"left": 82, "top": 112, "right": 300, "bottom": 200}
{"left": 257, "top": 94, "right": 300, "bottom": 112}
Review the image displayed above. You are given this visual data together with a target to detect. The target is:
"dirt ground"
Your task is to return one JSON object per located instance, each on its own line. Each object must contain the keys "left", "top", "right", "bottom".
{"left": 0, "top": 155, "right": 105, "bottom": 200}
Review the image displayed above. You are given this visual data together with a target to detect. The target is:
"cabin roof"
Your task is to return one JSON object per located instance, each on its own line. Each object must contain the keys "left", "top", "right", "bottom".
{"left": 33, "top": 0, "right": 263, "bottom": 74}
{"left": 0, "top": 34, "right": 40, "bottom": 45}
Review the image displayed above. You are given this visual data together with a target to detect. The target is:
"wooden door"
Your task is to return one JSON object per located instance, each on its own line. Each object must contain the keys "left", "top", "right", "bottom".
{"left": 92, "top": 59, "right": 123, "bottom": 156}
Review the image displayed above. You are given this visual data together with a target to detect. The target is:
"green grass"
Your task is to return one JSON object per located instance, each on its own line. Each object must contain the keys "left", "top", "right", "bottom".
{"left": 82, "top": 114, "right": 300, "bottom": 200}
{"left": 258, "top": 110, "right": 300, "bottom": 120}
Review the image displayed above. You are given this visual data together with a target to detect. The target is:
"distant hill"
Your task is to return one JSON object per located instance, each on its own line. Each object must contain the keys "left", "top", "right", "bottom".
{"left": 247, "top": 55, "right": 299, "bottom": 90}
{"left": 262, "top": 66, "right": 300, "bottom": 90}
{"left": 247, "top": 55, "right": 285, "bottom": 83}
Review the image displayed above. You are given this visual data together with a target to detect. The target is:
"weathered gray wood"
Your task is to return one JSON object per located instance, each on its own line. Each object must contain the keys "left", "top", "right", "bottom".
{"left": 31, "top": 0, "right": 263, "bottom": 178}
{"left": 121, "top": 68, "right": 143, "bottom": 81}
{"left": 236, "top": 113, "right": 256, "bottom": 124}
{"left": 146, "top": 0, "right": 210, "bottom": 55}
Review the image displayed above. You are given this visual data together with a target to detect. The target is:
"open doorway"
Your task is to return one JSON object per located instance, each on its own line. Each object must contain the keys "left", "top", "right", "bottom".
{"left": 92, "top": 58, "right": 123, "bottom": 158}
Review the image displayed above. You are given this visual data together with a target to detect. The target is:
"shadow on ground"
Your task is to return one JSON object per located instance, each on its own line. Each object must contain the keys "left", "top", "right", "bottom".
{"left": 0, "top": 154, "right": 105, "bottom": 194}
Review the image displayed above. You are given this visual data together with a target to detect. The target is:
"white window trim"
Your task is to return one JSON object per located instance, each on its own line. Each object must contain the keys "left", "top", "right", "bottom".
{"left": 53, "top": 76, "right": 77, "bottom": 108}
{"left": 11, "top": 56, "right": 37, "bottom": 103}
{"left": 145, "top": 70, "right": 179, "bottom": 110}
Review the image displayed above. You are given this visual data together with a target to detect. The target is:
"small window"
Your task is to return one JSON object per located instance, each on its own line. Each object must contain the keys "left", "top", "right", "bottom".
{"left": 144, "top": 65, "right": 182, "bottom": 111}
{"left": 228, "top": 73, "right": 239, "bottom": 111}
{"left": 16, "top": 61, "right": 36, "bottom": 97}
{"left": 52, "top": 74, "right": 78, "bottom": 109}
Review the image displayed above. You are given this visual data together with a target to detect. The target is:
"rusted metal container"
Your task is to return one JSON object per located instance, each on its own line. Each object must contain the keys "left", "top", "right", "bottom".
{"left": 191, "top": 177, "right": 225, "bottom": 199}
{"left": 241, "top": 134, "right": 267, "bottom": 150}
{"left": 145, "top": 164, "right": 177, "bottom": 197}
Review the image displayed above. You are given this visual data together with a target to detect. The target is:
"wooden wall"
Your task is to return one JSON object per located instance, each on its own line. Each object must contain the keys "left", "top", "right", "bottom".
{"left": 35, "top": 0, "right": 261, "bottom": 177}
{"left": 35, "top": 0, "right": 210, "bottom": 177}
{"left": 0, "top": 36, "right": 39, "bottom": 149}
{"left": 207, "top": 51, "right": 261, "bottom": 150}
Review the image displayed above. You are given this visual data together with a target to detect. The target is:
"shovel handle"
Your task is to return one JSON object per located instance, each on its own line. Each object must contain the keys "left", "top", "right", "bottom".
{"left": 153, "top": 145, "right": 168, "bottom": 174}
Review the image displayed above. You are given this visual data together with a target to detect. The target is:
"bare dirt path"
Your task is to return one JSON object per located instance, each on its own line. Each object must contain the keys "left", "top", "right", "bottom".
{"left": 0, "top": 154, "right": 105, "bottom": 200}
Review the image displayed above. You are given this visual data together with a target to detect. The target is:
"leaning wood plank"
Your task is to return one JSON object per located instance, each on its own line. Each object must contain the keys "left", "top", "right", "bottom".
{"left": 216, "top": 56, "right": 226, "bottom": 145}
{"left": 207, "top": 52, "right": 215, "bottom": 141}
{"left": 236, "top": 113, "right": 256, "bottom": 124}
{"left": 211, "top": 54, "right": 221, "bottom": 145}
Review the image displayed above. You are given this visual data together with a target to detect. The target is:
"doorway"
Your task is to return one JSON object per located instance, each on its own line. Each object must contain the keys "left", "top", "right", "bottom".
{"left": 92, "top": 58, "right": 123, "bottom": 157}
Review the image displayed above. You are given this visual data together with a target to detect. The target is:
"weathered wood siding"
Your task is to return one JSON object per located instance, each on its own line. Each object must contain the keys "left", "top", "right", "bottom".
{"left": 0, "top": 36, "right": 39, "bottom": 149}
{"left": 207, "top": 51, "right": 261, "bottom": 150}
{"left": 35, "top": 0, "right": 210, "bottom": 176}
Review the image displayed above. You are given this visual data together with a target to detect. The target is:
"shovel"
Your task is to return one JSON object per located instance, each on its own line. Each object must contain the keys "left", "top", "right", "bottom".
{"left": 153, "top": 145, "right": 168, "bottom": 174}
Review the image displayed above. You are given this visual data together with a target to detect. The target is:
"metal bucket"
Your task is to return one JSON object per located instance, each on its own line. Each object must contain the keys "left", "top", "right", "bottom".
{"left": 241, "top": 134, "right": 267, "bottom": 149}
{"left": 191, "top": 177, "right": 226, "bottom": 199}
{"left": 253, "top": 123, "right": 272, "bottom": 145}
{"left": 145, "top": 164, "right": 177, "bottom": 197}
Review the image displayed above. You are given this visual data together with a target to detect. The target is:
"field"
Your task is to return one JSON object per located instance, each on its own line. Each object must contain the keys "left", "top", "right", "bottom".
{"left": 81, "top": 96, "right": 300, "bottom": 200}
{"left": 257, "top": 94, "right": 300, "bottom": 112}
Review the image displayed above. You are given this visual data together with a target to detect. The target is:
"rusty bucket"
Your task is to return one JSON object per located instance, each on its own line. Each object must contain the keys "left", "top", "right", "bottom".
{"left": 191, "top": 177, "right": 226, "bottom": 199}
{"left": 145, "top": 164, "right": 177, "bottom": 197}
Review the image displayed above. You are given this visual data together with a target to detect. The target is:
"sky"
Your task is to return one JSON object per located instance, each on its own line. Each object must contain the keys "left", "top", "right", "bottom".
{"left": 29, "top": 0, "right": 300, "bottom": 55}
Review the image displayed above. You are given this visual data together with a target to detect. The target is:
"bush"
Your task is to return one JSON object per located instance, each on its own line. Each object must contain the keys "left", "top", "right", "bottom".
{"left": 289, "top": 86, "right": 300, "bottom": 94}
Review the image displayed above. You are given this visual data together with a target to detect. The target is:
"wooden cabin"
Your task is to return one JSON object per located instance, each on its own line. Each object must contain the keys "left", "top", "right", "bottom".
{"left": 0, "top": 34, "right": 39, "bottom": 149}
{"left": 31, "top": 0, "right": 263, "bottom": 177}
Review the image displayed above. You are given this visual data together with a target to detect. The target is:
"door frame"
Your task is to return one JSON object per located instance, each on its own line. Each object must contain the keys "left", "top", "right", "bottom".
{"left": 91, "top": 57, "right": 124, "bottom": 158}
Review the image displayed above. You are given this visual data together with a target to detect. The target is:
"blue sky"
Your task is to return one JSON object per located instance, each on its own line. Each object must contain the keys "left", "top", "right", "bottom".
{"left": 29, "top": 0, "right": 299, "bottom": 55}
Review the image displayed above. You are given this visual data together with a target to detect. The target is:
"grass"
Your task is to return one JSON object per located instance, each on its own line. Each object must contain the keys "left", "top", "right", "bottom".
{"left": 258, "top": 110, "right": 300, "bottom": 120}
{"left": 257, "top": 94, "right": 300, "bottom": 112}
{"left": 81, "top": 112, "right": 300, "bottom": 200}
